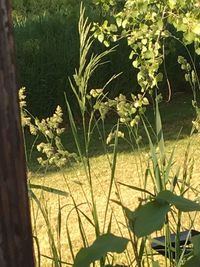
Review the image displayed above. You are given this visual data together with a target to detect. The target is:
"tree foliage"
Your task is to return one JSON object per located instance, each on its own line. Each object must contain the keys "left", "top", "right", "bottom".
{"left": 92, "top": 0, "right": 200, "bottom": 93}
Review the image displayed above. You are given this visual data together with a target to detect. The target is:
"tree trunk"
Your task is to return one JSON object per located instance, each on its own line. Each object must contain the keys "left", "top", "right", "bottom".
{"left": 0, "top": 0, "right": 35, "bottom": 266}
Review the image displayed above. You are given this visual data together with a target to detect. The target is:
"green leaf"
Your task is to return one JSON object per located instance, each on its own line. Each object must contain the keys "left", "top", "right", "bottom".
{"left": 103, "top": 40, "right": 110, "bottom": 47}
{"left": 116, "top": 17, "right": 122, "bottom": 27}
{"left": 192, "top": 234, "right": 200, "bottom": 256}
{"left": 183, "top": 235, "right": 200, "bottom": 266}
{"left": 73, "top": 234, "right": 129, "bottom": 267}
{"left": 169, "top": 0, "right": 176, "bottom": 9}
{"left": 141, "top": 38, "right": 147, "bottom": 45}
{"left": 195, "top": 47, "right": 200, "bottom": 55}
{"left": 155, "top": 99, "right": 165, "bottom": 165}
{"left": 132, "top": 59, "right": 139, "bottom": 68}
{"left": 118, "top": 181, "right": 154, "bottom": 196}
{"left": 122, "top": 19, "right": 128, "bottom": 29}
{"left": 98, "top": 33, "right": 104, "bottom": 43}
{"left": 182, "top": 255, "right": 200, "bottom": 267}
{"left": 110, "top": 24, "right": 118, "bottom": 32}
{"left": 157, "top": 190, "right": 200, "bottom": 212}
{"left": 184, "top": 31, "right": 196, "bottom": 44}
{"left": 141, "top": 119, "right": 162, "bottom": 192}
{"left": 133, "top": 201, "right": 170, "bottom": 237}
{"left": 29, "top": 183, "right": 69, "bottom": 197}
{"left": 192, "top": 24, "right": 200, "bottom": 35}
{"left": 155, "top": 73, "right": 163, "bottom": 83}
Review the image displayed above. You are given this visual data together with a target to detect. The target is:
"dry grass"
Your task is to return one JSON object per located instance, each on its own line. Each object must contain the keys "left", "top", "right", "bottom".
{"left": 29, "top": 133, "right": 200, "bottom": 267}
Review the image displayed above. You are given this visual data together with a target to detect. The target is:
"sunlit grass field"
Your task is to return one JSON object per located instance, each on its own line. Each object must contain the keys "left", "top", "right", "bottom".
{"left": 28, "top": 94, "right": 200, "bottom": 266}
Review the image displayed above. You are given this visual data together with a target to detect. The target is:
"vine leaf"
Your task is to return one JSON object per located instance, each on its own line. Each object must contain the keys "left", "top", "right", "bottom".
{"left": 156, "top": 190, "right": 200, "bottom": 212}
{"left": 133, "top": 201, "right": 170, "bottom": 237}
{"left": 73, "top": 234, "right": 129, "bottom": 267}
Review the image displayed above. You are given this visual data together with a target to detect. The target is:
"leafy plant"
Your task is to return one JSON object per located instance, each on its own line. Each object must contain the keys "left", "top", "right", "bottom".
{"left": 73, "top": 234, "right": 129, "bottom": 267}
{"left": 72, "top": 84, "right": 200, "bottom": 266}
{"left": 92, "top": 0, "right": 200, "bottom": 100}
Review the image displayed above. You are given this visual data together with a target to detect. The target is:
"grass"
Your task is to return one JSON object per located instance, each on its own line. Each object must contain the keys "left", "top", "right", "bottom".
{"left": 28, "top": 93, "right": 200, "bottom": 267}
{"left": 30, "top": 138, "right": 200, "bottom": 266}
{"left": 26, "top": 92, "right": 195, "bottom": 171}
{"left": 18, "top": 5, "right": 200, "bottom": 266}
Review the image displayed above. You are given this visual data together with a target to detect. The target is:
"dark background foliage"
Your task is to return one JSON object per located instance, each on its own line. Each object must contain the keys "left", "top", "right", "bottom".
{"left": 13, "top": 0, "right": 192, "bottom": 118}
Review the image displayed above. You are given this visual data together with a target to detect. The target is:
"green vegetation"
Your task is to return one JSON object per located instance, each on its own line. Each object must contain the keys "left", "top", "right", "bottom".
{"left": 15, "top": 0, "right": 200, "bottom": 266}
{"left": 13, "top": 0, "right": 199, "bottom": 117}
{"left": 13, "top": 0, "right": 135, "bottom": 117}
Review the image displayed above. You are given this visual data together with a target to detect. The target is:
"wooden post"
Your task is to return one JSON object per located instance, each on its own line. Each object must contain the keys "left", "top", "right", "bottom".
{"left": 0, "top": 0, "right": 35, "bottom": 266}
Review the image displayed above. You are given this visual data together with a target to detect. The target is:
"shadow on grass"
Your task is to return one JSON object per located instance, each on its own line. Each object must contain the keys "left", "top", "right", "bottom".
{"left": 26, "top": 93, "right": 195, "bottom": 174}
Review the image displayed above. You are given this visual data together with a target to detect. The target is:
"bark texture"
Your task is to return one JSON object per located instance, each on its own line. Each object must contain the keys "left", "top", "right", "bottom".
{"left": 0, "top": 0, "right": 35, "bottom": 266}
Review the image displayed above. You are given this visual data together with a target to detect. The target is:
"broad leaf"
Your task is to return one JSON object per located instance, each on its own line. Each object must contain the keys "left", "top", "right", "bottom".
{"left": 184, "top": 31, "right": 196, "bottom": 44}
{"left": 73, "top": 234, "right": 129, "bottom": 267}
{"left": 183, "top": 235, "right": 200, "bottom": 266}
{"left": 182, "top": 255, "right": 200, "bottom": 267}
{"left": 133, "top": 201, "right": 170, "bottom": 237}
{"left": 157, "top": 190, "right": 200, "bottom": 212}
{"left": 192, "top": 234, "right": 200, "bottom": 257}
{"left": 110, "top": 24, "right": 118, "bottom": 32}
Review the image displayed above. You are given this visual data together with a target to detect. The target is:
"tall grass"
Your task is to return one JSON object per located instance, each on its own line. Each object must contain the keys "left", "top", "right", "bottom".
{"left": 25, "top": 4, "right": 200, "bottom": 267}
